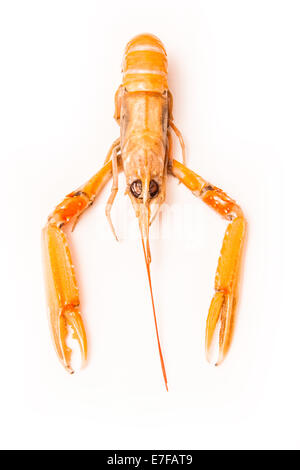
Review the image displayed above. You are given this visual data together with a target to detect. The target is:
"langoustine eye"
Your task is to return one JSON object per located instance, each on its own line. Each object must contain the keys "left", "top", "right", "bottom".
{"left": 149, "top": 180, "right": 159, "bottom": 198}
{"left": 130, "top": 179, "right": 142, "bottom": 198}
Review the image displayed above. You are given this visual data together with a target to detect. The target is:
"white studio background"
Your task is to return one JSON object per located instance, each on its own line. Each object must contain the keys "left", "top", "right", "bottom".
{"left": 0, "top": 0, "right": 298, "bottom": 450}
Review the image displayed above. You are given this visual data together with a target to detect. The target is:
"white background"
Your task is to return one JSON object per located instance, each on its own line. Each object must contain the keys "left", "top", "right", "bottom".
{"left": 0, "top": 0, "right": 299, "bottom": 450}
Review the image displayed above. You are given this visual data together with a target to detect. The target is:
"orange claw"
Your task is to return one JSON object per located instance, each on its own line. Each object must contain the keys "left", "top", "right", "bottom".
{"left": 205, "top": 216, "right": 246, "bottom": 365}
{"left": 42, "top": 160, "right": 113, "bottom": 373}
{"left": 170, "top": 160, "right": 247, "bottom": 366}
{"left": 42, "top": 224, "right": 87, "bottom": 373}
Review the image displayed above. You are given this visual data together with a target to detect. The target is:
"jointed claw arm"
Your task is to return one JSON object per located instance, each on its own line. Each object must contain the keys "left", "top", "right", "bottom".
{"left": 169, "top": 159, "right": 247, "bottom": 365}
{"left": 42, "top": 161, "right": 113, "bottom": 373}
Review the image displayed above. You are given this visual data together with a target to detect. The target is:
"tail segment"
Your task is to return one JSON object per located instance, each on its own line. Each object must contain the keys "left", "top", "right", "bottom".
{"left": 122, "top": 33, "right": 168, "bottom": 93}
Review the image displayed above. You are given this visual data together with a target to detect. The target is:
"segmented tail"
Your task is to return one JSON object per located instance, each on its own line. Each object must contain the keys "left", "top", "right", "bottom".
{"left": 122, "top": 33, "right": 168, "bottom": 93}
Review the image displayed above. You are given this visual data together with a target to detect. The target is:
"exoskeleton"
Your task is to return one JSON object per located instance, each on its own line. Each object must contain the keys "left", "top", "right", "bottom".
{"left": 43, "top": 34, "right": 246, "bottom": 390}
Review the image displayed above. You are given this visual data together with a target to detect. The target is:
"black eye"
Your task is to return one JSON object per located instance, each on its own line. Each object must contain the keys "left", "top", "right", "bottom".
{"left": 149, "top": 180, "right": 159, "bottom": 198}
{"left": 130, "top": 179, "right": 142, "bottom": 198}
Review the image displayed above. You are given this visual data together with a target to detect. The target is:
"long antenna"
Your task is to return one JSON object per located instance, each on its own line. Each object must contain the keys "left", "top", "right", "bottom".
{"left": 141, "top": 237, "right": 168, "bottom": 391}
